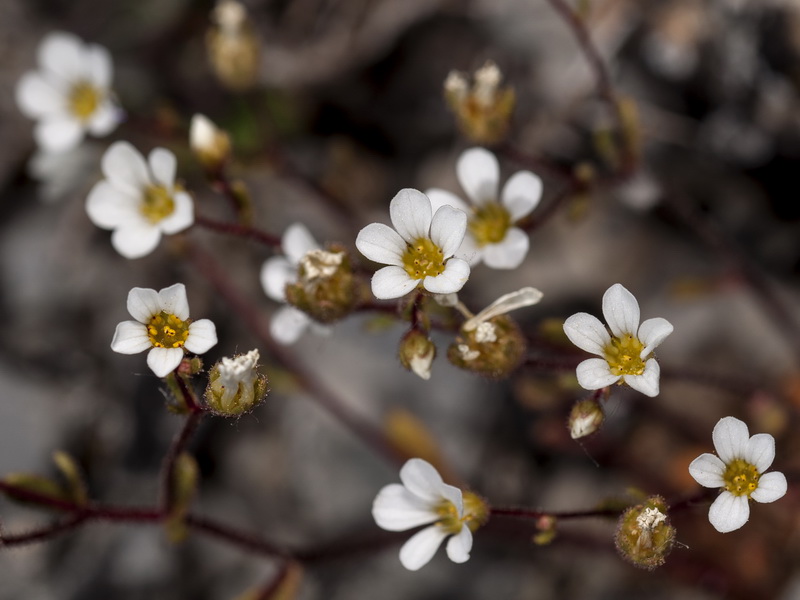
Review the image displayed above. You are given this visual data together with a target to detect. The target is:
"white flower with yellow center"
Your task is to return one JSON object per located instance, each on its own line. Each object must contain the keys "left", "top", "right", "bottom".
{"left": 372, "top": 458, "right": 488, "bottom": 571}
{"left": 15, "top": 31, "right": 121, "bottom": 152}
{"left": 562, "top": 283, "right": 673, "bottom": 397}
{"left": 86, "top": 142, "right": 194, "bottom": 259}
{"left": 260, "top": 223, "right": 330, "bottom": 345}
{"left": 426, "top": 148, "right": 542, "bottom": 269}
{"left": 356, "top": 189, "right": 469, "bottom": 299}
{"left": 111, "top": 284, "right": 218, "bottom": 378}
{"left": 689, "top": 416, "right": 787, "bottom": 533}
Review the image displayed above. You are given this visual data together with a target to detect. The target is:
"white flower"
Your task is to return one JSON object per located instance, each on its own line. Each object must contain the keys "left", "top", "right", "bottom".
{"left": 111, "top": 283, "right": 218, "bottom": 378}
{"left": 15, "top": 31, "right": 121, "bottom": 153}
{"left": 689, "top": 416, "right": 787, "bottom": 533}
{"left": 562, "top": 283, "right": 673, "bottom": 397}
{"left": 426, "top": 148, "right": 542, "bottom": 269}
{"left": 85, "top": 141, "right": 194, "bottom": 259}
{"left": 260, "top": 223, "right": 330, "bottom": 345}
{"left": 356, "top": 189, "right": 470, "bottom": 299}
{"left": 372, "top": 459, "right": 487, "bottom": 571}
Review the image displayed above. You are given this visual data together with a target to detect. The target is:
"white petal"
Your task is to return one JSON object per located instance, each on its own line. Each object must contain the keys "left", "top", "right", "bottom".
{"left": 454, "top": 234, "right": 482, "bottom": 266}
{"left": 355, "top": 223, "right": 406, "bottom": 267}
{"left": 708, "top": 491, "right": 749, "bottom": 533}
{"left": 111, "top": 225, "right": 161, "bottom": 259}
{"left": 637, "top": 317, "right": 673, "bottom": 357}
{"left": 372, "top": 484, "right": 439, "bottom": 531}
{"left": 575, "top": 358, "right": 620, "bottom": 390}
{"left": 481, "top": 228, "right": 529, "bottom": 270}
{"left": 445, "top": 526, "right": 473, "bottom": 564}
{"left": 85, "top": 43, "right": 112, "bottom": 88}
{"left": 389, "top": 188, "right": 432, "bottom": 243}
{"left": 157, "top": 283, "right": 190, "bottom": 319}
{"left": 110, "top": 321, "right": 151, "bottom": 354}
{"left": 34, "top": 117, "right": 83, "bottom": 153}
{"left": 398, "top": 525, "right": 449, "bottom": 571}
{"left": 260, "top": 257, "right": 295, "bottom": 302}
{"left": 102, "top": 141, "right": 150, "bottom": 196}
{"left": 502, "top": 171, "right": 542, "bottom": 221}
{"left": 127, "top": 287, "right": 161, "bottom": 323}
{"left": 745, "top": 433, "right": 776, "bottom": 473}
{"left": 563, "top": 313, "right": 610, "bottom": 356}
{"left": 602, "top": 284, "right": 640, "bottom": 338}
{"left": 712, "top": 416, "right": 749, "bottom": 463}
{"left": 456, "top": 147, "right": 499, "bottom": 205}
{"left": 688, "top": 453, "right": 726, "bottom": 488}
{"left": 400, "top": 459, "right": 450, "bottom": 503}
{"left": 158, "top": 191, "right": 194, "bottom": 234}
{"left": 148, "top": 148, "right": 177, "bottom": 188}
{"left": 623, "top": 358, "right": 661, "bottom": 397}
{"left": 429, "top": 205, "right": 467, "bottom": 258}
{"left": 16, "top": 72, "right": 64, "bottom": 118}
{"left": 371, "top": 266, "right": 418, "bottom": 300}
{"left": 270, "top": 306, "right": 310, "bottom": 345}
{"left": 423, "top": 258, "right": 470, "bottom": 295}
{"left": 425, "top": 188, "right": 470, "bottom": 213}
{"left": 751, "top": 471, "right": 787, "bottom": 503}
{"left": 38, "top": 32, "right": 84, "bottom": 81}
{"left": 185, "top": 319, "right": 218, "bottom": 354}
{"left": 87, "top": 100, "right": 120, "bottom": 136}
{"left": 85, "top": 180, "right": 140, "bottom": 229}
{"left": 283, "top": 223, "right": 319, "bottom": 264}
{"left": 146, "top": 347, "right": 184, "bottom": 378}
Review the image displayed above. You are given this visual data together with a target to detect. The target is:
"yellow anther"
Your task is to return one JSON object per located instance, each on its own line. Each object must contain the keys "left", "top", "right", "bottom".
{"left": 468, "top": 203, "right": 511, "bottom": 246}
{"left": 68, "top": 81, "right": 100, "bottom": 121}
{"left": 604, "top": 334, "right": 646, "bottom": 376}
{"left": 723, "top": 458, "right": 760, "bottom": 497}
{"left": 141, "top": 185, "right": 176, "bottom": 224}
{"left": 147, "top": 311, "right": 190, "bottom": 349}
{"left": 402, "top": 237, "right": 446, "bottom": 280}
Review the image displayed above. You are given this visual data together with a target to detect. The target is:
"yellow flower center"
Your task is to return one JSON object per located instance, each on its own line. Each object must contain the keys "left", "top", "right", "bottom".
{"left": 603, "top": 334, "right": 647, "bottom": 377}
{"left": 147, "top": 311, "right": 190, "bottom": 349}
{"left": 402, "top": 237, "right": 445, "bottom": 280}
{"left": 68, "top": 81, "right": 100, "bottom": 121}
{"left": 468, "top": 203, "right": 511, "bottom": 246}
{"left": 141, "top": 185, "right": 176, "bottom": 224}
{"left": 723, "top": 458, "right": 760, "bottom": 497}
{"left": 435, "top": 491, "right": 489, "bottom": 535}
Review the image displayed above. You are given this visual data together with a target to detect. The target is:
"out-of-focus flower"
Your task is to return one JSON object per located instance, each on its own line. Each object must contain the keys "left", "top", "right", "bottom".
{"left": 16, "top": 31, "right": 121, "bottom": 152}
{"left": 563, "top": 284, "right": 673, "bottom": 397}
{"left": 427, "top": 147, "right": 541, "bottom": 269}
{"left": 689, "top": 416, "right": 787, "bottom": 533}
{"left": 356, "top": 189, "right": 470, "bottom": 299}
{"left": 111, "top": 284, "right": 218, "bottom": 378}
{"left": 444, "top": 61, "right": 515, "bottom": 144}
{"left": 372, "top": 458, "right": 488, "bottom": 571}
{"left": 86, "top": 142, "right": 194, "bottom": 259}
{"left": 207, "top": 0, "right": 261, "bottom": 91}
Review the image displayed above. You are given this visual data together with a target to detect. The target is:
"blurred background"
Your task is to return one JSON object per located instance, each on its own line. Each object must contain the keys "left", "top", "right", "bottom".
{"left": 2, "top": 0, "right": 800, "bottom": 598}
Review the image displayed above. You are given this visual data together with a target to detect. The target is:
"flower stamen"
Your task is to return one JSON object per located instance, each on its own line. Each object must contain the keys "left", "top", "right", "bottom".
{"left": 68, "top": 81, "right": 100, "bottom": 121}
{"left": 723, "top": 458, "right": 760, "bottom": 497}
{"left": 402, "top": 238, "right": 446, "bottom": 280}
{"left": 603, "top": 334, "right": 646, "bottom": 376}
{"left": 141, "top": 185, "right": 176, "bottom": 224}
{"left": 468, "top": 203, "right": 511, "bottom": 246}
{"left": 147, "top": 311, "right": 190, "bottom": 349}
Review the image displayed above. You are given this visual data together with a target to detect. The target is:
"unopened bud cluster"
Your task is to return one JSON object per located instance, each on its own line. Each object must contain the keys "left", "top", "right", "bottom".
{"left": 615, "top": 496, "right": 676, "bottom": 570}
{"left": 444, "top": 61, "right": 515, "bottom": 144}
{"left": 284, "top": 245, "right": 359, "bottom": 323}
{"left": 205, "top": 349, "right": 268, "bottom": 416}
{"left": 447, "top": 315, "right": 526, "bottom": 379}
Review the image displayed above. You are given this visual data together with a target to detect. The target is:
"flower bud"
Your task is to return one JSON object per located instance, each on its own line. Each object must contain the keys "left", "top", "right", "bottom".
{"left": 398, "top": 329, "right": 436, "bottom": 380}
{"left": 447, "top": 315, "right": 526, "bottom": 379}
{"left": 190, "top": 114, "right": 232, "bottom": 171}
{"left": 444, "top": 60, "right": 515, "bottom": 145}
{"left": 207, "top": 0, "right": 261, "bottom": 91}
{"left": 568, "top": 397, "right": 605, "bottom": 439}
{"left": 615, "top": 496, "right": 676, "bottom": 570}
{"left": 284, "top": 245, "right": 359, "bottom": 324}
{"left": 205, "top": 349, "right": 268, "bottom": 416}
